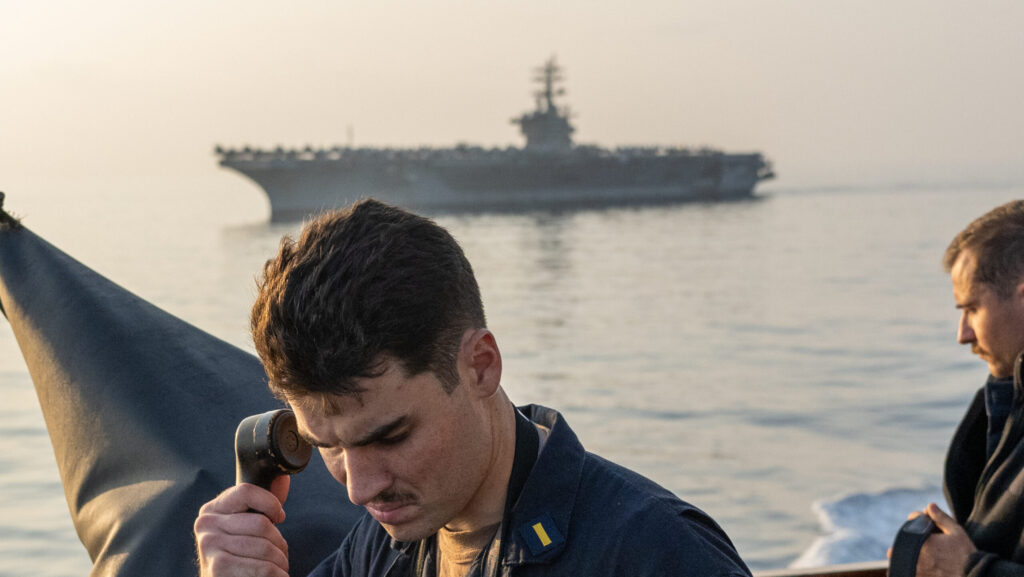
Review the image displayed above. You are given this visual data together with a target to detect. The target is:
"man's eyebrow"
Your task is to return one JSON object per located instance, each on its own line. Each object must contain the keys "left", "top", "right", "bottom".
{"left": 299, "top": 416, "right": 409, "bottom": 449}
{"left": 350, "top": 416, "right": 409, "bottom": 447}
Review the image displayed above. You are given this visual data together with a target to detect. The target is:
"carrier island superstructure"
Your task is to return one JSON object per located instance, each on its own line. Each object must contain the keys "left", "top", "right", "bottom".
{"left": 215, "top": 58, "right": 775, "bottom": 220}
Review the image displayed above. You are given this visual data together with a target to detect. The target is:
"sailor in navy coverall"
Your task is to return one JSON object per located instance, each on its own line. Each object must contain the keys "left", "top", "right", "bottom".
{"left": 194, "top": 199, "right": 750, "bottom": 577}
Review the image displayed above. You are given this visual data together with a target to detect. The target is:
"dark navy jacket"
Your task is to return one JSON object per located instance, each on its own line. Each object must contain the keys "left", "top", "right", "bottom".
{"left": 306, "top": 404, "right": 750, "bottom": 577}
{"left": 947, "top": 358, "right": 1024, "bottom": 577}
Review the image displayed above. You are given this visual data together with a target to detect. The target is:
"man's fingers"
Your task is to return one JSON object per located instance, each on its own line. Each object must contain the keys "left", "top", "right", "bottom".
{"left": 195, "top": 511, "right": 290, "bottom": 576}
{"left": 194, "top": 485, "right": 291, "bottom": 577}
{"left": 215, "top": 512, "right": 290, "bottom": 552}
{"left": 197, "top": 530, "right": 289, "bottom": 572}
{"left": 913, "top": 509, "right": 978, "bottom": 577}
{"left": 201, "top": 548, "right": 290, "bottom": 577}
{"left": 201, "top": 484, "right": 286, "bottom": 524}
{"left": 222, "top": 533, "right": 289, "bottom": 572}
{"left": 269, "top": 474, "right": 291, "bottom": 510}
{"left": 925, "top": 502, "right": 960, "bottom": 534}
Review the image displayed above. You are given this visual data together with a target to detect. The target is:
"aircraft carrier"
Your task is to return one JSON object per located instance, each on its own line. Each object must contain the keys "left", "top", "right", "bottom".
{"left": 215, "top": 58, "right": 774, "bottom": 220}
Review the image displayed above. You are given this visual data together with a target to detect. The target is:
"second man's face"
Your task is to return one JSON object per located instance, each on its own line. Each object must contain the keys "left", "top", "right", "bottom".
{"left": 952, "top": 250, "right": 1024, "bottom": 379}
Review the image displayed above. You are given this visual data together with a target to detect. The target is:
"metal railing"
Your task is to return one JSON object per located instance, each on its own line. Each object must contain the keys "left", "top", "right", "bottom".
{"left": 754, "top": 560, "right": 887, "bottom": 577}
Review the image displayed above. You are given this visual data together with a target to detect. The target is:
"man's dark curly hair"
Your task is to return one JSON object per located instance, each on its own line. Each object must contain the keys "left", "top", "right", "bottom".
{"left": 251, "top": 199, "right": 486, "bottom": 398}
{"left": 943, "top": 200, "right": 1024, "bottom": 300}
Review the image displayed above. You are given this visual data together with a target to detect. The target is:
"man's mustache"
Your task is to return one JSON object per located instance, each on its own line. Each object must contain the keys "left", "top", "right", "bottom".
{"left": 368, "top": 489, "right": 417, "bottom": 507}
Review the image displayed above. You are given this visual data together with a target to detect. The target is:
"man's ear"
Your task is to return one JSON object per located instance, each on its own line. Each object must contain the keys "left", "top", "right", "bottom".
{"left": 461, "top": 328, "right": 502, "bottom": 398}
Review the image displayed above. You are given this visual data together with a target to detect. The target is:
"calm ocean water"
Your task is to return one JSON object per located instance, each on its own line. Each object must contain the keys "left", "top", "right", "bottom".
{"left": 1, "top": 180, "right": 1021, "bottom": 576}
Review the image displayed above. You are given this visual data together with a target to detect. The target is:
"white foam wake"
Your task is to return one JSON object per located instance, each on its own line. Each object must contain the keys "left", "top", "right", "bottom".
{"left": 790, "top": 486, "right": 946, "bottom": 568}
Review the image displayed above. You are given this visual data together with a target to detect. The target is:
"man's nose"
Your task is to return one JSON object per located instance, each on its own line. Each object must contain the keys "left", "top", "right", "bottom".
{"left": 339, "top": 448, "right": 392, "bottom": 506}
{"left": 958, "top": 311, "right": 975, "bottom": 344}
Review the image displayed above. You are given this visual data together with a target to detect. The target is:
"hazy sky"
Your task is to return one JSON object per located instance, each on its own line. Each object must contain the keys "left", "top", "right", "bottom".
{"left": 3, "top": 0, "right": 1023, "bottom": 191}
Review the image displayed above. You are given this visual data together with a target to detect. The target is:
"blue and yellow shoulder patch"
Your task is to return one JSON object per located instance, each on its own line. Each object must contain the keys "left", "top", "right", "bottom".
{"left": 517, "top": 513, "right": 565, "bottom": 556}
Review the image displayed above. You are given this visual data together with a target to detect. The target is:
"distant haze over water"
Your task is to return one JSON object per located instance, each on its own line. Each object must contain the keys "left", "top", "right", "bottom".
{"left": 1, "top": 182, "right": 1021, "bottom": 574}
{"left": 4, "top": 1, "right": 1024, "bottom": 192}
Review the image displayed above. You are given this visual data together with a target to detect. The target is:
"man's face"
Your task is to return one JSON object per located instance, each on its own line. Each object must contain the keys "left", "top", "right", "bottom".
{"left": 289, "top": 357, "right": 496, "bottom": 542}
{"left": 951, "top": 250, "right": 1024, "bottom": 379}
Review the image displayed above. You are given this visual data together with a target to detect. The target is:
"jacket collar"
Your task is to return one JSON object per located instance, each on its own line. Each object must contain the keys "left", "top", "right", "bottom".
{"left": 498, "top": 404, "right": 585, "bottom": 566}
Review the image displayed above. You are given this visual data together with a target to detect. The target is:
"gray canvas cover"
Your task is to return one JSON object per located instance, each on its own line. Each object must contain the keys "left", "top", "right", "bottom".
{"left": 0, "top": 196, "right": 362, "bottom": 576}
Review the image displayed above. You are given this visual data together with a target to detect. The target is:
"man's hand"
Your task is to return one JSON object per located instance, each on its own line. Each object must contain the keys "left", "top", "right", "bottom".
{"left": 194, "top": 475, "right": 292, "bottom": 577}
{"left": 913, "top": 502, "right": 978, "bottom": 577}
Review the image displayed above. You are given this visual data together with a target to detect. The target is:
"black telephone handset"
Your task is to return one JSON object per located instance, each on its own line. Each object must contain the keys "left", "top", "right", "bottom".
{"left": 234, "top": 409, "right": 313, "bottom": 490}
{"left": 888, "top": 515, "right": 938, "bottom": 577}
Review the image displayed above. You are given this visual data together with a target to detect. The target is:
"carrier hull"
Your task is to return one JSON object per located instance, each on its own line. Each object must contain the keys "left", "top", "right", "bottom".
{"left": 220, "top": 149, "right": 772, "bottom": 220}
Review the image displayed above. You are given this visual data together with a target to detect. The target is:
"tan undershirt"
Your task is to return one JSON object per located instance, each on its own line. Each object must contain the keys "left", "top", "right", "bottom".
{"left": 436, "top": 423, "right": 550, "bottom": 577}
{"left": 437, "top": 521, "right": 501, "bottom": 577}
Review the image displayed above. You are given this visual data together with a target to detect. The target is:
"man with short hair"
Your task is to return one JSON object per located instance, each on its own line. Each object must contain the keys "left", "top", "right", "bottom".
{"left": 904, "top": 200, "right": 1024, "bottom": 577}
{"left": 194, "top": 199, "right": 751, "bottom": 577}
